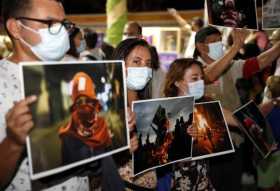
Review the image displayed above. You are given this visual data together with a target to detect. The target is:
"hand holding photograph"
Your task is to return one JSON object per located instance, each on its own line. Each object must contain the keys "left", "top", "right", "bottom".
{"left": 191, "top": 101, "right": 235, "bottom": 160}
{"left": 234, "top": 101, "right": 275, "bottom": 159}
{"left": 20, "top": 61, "right": 129, "bottom": 180}
{"left": 132, "top": 96, "right": 195, "bottom": 176}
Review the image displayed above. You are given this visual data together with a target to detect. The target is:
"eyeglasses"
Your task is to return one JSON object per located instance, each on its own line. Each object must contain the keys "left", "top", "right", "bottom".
{"left": 16, "top": 17, "right": 75, "bottom": 35}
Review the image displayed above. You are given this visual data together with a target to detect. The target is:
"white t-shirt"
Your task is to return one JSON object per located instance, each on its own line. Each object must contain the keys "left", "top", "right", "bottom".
{"left": 184, "top": 31, "right": 196, "bottom": 58}
{"left": 0, "top": 59, "right": 89, "bottom": 191}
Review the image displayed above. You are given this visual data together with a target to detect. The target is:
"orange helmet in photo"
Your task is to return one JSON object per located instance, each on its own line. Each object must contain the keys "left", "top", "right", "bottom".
{"left": 71, "top": 72, "right": 101, "bottom": 110}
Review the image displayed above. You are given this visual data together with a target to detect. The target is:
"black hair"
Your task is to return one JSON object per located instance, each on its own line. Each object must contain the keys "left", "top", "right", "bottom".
{"left": 67, "top": 27, "right": 81, "bottom": 58}
{"left": 1, "top": 0, "right": 32, "bottom": 34}
{"left": 112, "top": 38, "right": 150, "bottom": 61}
{"left": 112, "top": 38, "right": 152, "bottom": 99}
{"left": 1, "top": 0, "right": 62, "bottom": 37}
{"left": 101, "top": 42, "right": 115, "bottom": 60}
{"left": 192, "top": 17, "right": 204, "bottom": 28}
{"left": 84, "top": 29, "right": 98, "bottom": 49}
{"left": 193, "top": 26, "right": 221, "bottom": 58}
{"left": 150, "top": 46, "right": 160, "bottom": 70}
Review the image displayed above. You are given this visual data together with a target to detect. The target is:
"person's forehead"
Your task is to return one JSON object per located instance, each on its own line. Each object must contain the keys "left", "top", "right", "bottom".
{"left": 129, "top": 46, "right": 150, "bottom": 57}
{"left": 27, "top": 0, "right": 65, "bottom": 20}
{"left": 204, "top": 33, "right": 221, "bottom": 42}
{"left": 184, "top": 64, "right": 202, "bottom": 76}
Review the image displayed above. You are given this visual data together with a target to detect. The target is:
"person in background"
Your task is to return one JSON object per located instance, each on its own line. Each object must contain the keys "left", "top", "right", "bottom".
{"left": 122, "top": 21, "right": 143, "bottom": 40}
{"left": 0, "top": 0, "right": 133, "bottom": 190}
{"left": 168, "top": 8, "right": 204, "bottom": 58}
{"left": 112, "top": 38, "right": 158, "bottom": 190}
{"left": 245, "top": 22, "right": 270, "bottom": 52}
{"left": 163, "top": 58, "right": 240, "bottom": 190}
{"left": 63, "top": 26, "right": 85, "bottom": 61}
{"left": 257, "top": 40, "right": 280, "bottom": 190}
{"left": 101, "top": 41, "right": 115, "bottom": 60}
{"left": 80, "top": 28, "right": 105, "bottom": 61}
{"left": 194, "top": 25, "right": 280, "bottom": 191}
{"left": 194, "top": 26, "right": 280, "bottom": 111}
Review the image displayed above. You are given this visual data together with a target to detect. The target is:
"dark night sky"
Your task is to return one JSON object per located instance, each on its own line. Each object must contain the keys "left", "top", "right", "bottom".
{"left": 63, "top": 0, "right": 205, "bottom": 14}
{"left": 0, "top": 0, "right": 204, "bottom": 16}
{"left": 0, "top": 0, "right": 262, "bottom": 16}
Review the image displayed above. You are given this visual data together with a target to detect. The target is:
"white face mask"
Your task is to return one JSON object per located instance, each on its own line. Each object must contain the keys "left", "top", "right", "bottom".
{"left": 187, "top": 80, "right": 205, "bottom": 100}
{"left": 208, "top": 41, "right": 224, "bottom": 61}
{"left": 19, "top": 22, "right": 70, "bottom": 61}
{"left": 127, "top": 67, "right": 152, "bottom": 90}
{"left": 77, "top": 39, "right": 86, "bottom": 54}
{"left": 122, "top": 35, "right": 138, "bottom": 41}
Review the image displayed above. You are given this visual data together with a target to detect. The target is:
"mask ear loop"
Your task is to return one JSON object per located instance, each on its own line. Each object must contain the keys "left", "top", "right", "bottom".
{"left": 17, "top": 21, "right": 41, "bottom": 50}
{"left": 17, "top": 21, "right": 40, "bottom": 34}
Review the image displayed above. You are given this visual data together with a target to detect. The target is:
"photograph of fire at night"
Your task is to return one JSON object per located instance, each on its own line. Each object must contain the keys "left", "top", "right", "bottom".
{"left": 192, "top": 101, "right": 234, "bottom": 160}
{"left": 132, "top": 96, "right": 194, "bottom": 176}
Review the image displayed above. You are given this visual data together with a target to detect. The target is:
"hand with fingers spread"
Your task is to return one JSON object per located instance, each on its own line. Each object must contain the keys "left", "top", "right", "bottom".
{"left": 5, "top": 95, "right": 37, "bottom": 147}
{"left": 127, "top": 107, "right": 139, "bottom": 153}
{"left": 231, "top": 28, "right": 249, "bottom": 49}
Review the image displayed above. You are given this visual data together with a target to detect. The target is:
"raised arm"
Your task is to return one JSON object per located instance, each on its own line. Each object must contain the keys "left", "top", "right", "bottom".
{"left": 204, "top": 29, "right": 249, "bottom": 83}
{"left": 257, "top": 41, "right": 280, "bottom": 70}
{"left": 167, "top": 8, "right": 192, "bottom": 30}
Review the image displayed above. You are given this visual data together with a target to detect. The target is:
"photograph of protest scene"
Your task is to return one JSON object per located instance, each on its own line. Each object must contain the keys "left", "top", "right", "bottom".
{"left": 234, "top": 101, "right": 275, "bottom": 158}
{"left": 132, "top": 96, "right": 194, "bottom": 176}
{"left": 192, "top": 101, "right": 234, "bottom": 160}
{"left": 206, "top": 0, "right": 258, "bottom": 29}
{"left": 20, "top": 61, "right": 129, "bottom": 180}
{"left": 262, "top": 0, "right": 280, "bottom": 29}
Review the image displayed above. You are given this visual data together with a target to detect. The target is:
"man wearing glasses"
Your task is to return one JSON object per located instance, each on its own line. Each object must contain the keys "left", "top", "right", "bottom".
{"left": 0, "top": 0, "right": 122, "bottom": 190}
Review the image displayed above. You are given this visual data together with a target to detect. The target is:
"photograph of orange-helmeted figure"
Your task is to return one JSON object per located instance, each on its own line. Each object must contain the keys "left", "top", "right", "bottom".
{"left": 59, "top": 72, "right": 112, "bottom": 165}
{"left": 20, "top": 61, "right": 129, "bottom": 180}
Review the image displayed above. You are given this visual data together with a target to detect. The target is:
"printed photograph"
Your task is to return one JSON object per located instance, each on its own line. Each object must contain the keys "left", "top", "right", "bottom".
{"left": 132, "top": 96, "right": 194, "bottom": 176}
{"left": 262, "top": 0, "right": 280, "bottom": 29}
{"left": 234, "top": 101, "right": 275, "bottom": 158}
{"left": 207, "top": 0, "right": 258, "bottom": 29}
{"left": 192, "top": 101, "right": 234, "bottom": 160}
{"left": 20, "top": 61, "right": 129, "bottom": 180}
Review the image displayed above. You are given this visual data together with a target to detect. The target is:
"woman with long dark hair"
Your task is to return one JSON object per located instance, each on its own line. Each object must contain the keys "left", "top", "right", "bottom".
{"left": 112, "top": 38, "right": 157, "bottom": 190}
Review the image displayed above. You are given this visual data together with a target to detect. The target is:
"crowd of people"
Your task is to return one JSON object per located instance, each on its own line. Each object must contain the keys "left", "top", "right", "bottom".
{"left": 0, "top": 0, "right": 280, "bottom": 191}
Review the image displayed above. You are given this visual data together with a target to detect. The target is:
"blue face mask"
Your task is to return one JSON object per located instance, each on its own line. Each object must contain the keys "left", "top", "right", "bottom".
{"left": 208, "top": 41, "right": 224, "bottom": 61}
{"left": 77, "top": 40, "right": 86, "bottom": 54}
{"left": 19, "top": 22, "right": 70, "bottom": 61}
{"left": 187, "top": 80, "right": 205, "bottom": 100}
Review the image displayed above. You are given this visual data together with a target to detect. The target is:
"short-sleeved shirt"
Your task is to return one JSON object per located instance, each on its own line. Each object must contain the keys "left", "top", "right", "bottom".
{"left": 204, "top": 58, "right": 259, "bottom": 111}
{"left": 0, "top": 59, "right": 89, "bottom": 191}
